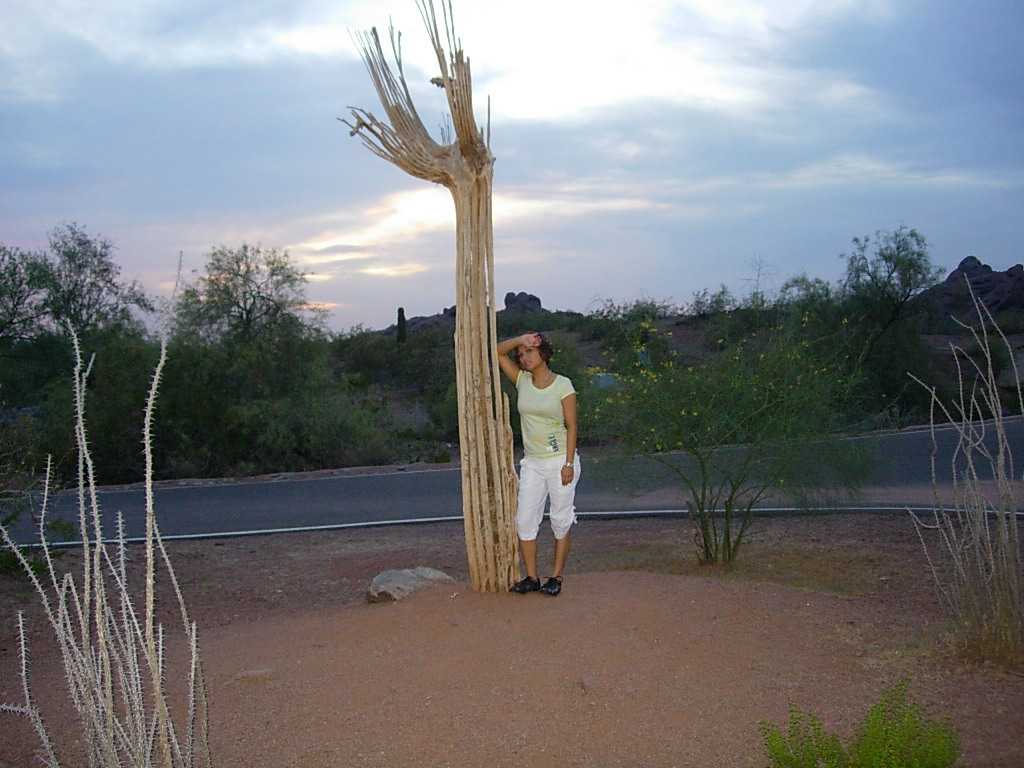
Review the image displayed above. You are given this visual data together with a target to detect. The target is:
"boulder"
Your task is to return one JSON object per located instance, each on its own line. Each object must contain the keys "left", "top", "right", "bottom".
{"left": 366, "top": 566, "right": 455, "bottom": 603}
{"left": 503, "top": 291, "right": 543, "bottom": 312}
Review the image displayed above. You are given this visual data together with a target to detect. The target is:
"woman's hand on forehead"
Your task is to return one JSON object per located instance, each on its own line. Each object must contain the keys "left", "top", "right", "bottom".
{"left": 520, "top": 332, "right": 542, "bottom": 348}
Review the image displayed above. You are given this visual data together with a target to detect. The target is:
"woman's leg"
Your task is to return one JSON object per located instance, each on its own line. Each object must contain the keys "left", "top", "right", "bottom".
{"left": 519, "top": 538, "right": 539, "bottom": 580}
{"left": 514, "top": 458, "right": 547, "bottom": 580}
{"left": 551, "top": 533, "right": 571, "bottom": 579}
{"left": 546, "top": 454, "right": 580, "bottom": 582}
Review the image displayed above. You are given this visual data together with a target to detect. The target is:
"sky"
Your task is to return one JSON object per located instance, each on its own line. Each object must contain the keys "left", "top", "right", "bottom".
{"left": 2, "top": 0, "right": 1022, "bottom": 332}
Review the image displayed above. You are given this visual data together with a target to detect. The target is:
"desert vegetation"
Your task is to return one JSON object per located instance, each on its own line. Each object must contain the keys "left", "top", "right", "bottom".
{"left": 760, "top": 681, "right": 962, "bottom": 768}
{"left": 1, "top": 332, "right": 209, "bottom": 767}
{"left": 0, "top": 221, "right": 994, "bottom": 492}
{"left": 3, "top": 224, "right": 1021, "bottom": 552}
{"left": 2, "top": 220, "right": 1022, "bottom": 765}
{"left": 911, "top": 284, "right": 1024, "bottom": 668}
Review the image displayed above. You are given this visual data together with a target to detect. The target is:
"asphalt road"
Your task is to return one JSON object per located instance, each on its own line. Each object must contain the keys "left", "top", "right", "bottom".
{"left": 9, "top": 420, "right": 1021, "bottom": 544}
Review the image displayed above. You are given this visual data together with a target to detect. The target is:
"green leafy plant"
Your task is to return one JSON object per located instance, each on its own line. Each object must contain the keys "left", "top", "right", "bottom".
{"left": 579, "top": 297, "right": 678, "bottom": 374}
{"left": 0, "top": 409, "right": 74, "bottom": 576}
{"left": 760, "top": 680, "right": 962, "bottom": 768}
{"left": 594, "top": 318, "right": 869, "bottom": 564}
{"left": 776, "top": 227, "right": 948, "bottom": 424}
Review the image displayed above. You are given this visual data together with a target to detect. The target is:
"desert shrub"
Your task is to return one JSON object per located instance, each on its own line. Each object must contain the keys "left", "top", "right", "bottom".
{"left": 157, "top": 337, "right": 397, "bottom": 478}
{"left": 429, "top": 381, "right": 460, "bottom": 443}
{"left": 577, "top": 298, "right": 679, "bottom": 375}
{"left": 0, "top": 409, "right": 69, "bottom": 576}
{"left": 594, "top": 319, "right": 869, "bottom": 564}
{"left": 336, "top": 323, "right": 454, "bottom": 394}
{"left": 220, "top": 390, "right": 396, "bottom": 473}
{"left": 0, "top": 333, "right": 75, "bottom": 408}
{"left": 993, "top": 310, "right": 1024, "bottom": 335}
{"left": 22, "top": 328, "right": 182, "bottom": 486}
{"left": 686, "top": 284, "right": 737, "bottom": 318}
{"left": 760, "top": 680, "right": 961, "bottom": 768}
{"left": 0, "top": 332, "right": 209, "bottom": 767}
{"left": 71, "top": 330, "right": 160, "bottom": 483}
{"left": 335, "top": 324, "right": 407, "bottom": 387}
{"left": 910, "top": 283, "right": 1024, "bottom": 668}
{"left": 495, "top": 308, "right": 580, "bottom": 337}
{"left": 336, "top": 323, "right": 462, "bottom": 445}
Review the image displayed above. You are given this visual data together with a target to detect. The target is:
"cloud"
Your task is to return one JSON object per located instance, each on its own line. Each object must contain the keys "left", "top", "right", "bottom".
{"left": 1, "top": 0, "right": 1021, "bottom": 334}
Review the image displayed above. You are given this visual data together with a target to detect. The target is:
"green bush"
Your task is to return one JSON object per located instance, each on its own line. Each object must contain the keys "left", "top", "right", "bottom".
{"left": 593, "top": 319, "right": 869, "bottom": 563}
{"left": 0, "top": 408, "right": 73, "bottom": 576}
{"left": 577, "top": 298, "right": 678, "bottom": 374}
{"left": 760, "top": 681, "right": 962, "bottom": 768}
{"left": 495, "top": 308, "right": 584, "bottom": 337}
{"left": 335, "top": 323, "right": 454, "bottom": 395}
{"left": 21, "top": 328, "right": 165, "bottom": 486}
{"left": 157, "top": 337, "right": 399, "bottom": 478}
{"left": 430, "top": 381, "right": 460, "bottom": 443}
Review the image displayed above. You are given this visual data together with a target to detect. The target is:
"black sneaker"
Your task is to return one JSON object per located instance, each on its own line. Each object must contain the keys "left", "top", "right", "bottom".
{"left": 540, "top": 576, "right": 563, "bottom": 596}
{"left": 509, "top": 576, "right": 541, "bottom": 594}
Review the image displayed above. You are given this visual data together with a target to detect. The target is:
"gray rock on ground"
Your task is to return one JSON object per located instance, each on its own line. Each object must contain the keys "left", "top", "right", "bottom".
{"left": 366, "top": 566, "right": 455, "bottom": 603}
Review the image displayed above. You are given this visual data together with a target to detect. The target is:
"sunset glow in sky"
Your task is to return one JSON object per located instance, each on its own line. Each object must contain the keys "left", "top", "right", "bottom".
{"left": 3, "top": 0, "right": 1021, "bottom": 330}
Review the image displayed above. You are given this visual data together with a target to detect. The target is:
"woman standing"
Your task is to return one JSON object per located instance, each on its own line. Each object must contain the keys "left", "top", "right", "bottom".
{"left": 496, "top": 332, "right": 580, "bottom": 596}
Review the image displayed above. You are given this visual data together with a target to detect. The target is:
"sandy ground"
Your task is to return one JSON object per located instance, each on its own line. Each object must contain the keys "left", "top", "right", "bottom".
{"left": 2, "top": 482, "right": 1023, "bottom": 767}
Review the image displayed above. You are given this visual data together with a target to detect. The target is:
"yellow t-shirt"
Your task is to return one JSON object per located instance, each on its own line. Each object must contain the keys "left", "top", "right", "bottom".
{"left": 516, "top": 370, "right": 576, "bottom": 459}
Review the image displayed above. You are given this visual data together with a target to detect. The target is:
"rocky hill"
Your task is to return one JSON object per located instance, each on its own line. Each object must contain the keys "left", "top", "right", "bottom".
{"left": 394, "top": 259, "right": 1024, "bottom": 336}
{"left": 918, "top": 256, "right": 1024, "bottom": 326}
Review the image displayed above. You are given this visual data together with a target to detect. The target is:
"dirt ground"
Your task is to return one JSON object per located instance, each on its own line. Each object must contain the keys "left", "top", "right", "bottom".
{"left": 2, "top": 493, "right": 1023, "bottom": 767}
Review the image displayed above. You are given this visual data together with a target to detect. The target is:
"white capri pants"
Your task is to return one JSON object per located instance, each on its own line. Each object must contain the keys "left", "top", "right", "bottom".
{"left": 515, "top": 453, "right": 581, "bottom": 541}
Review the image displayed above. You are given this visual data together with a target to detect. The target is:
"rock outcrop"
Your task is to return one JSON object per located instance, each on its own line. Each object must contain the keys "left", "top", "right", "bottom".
{"left": 503, "top": 291, "right": 543, "bottom": 313}
{"left": 385, "top": 294, "right": 542, "bottom": 334}
{"left": 918, "top": 256, "right": 1024, "bottom": 324}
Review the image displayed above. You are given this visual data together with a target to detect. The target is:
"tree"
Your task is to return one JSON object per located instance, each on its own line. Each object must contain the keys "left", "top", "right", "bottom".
{"left": 163, "top": 245, "right": 381, "bottom": 480}
{"left": 774, "top": 228, "right": 948, "bottom": 424}
{"left": 0, "top": 244, "right": 51, "bottom": 345}
{"left": 2, "top": 226, "right": 155, "bottom": 463}
{"left": 596, "top": 320, "right": 869, "bottom": 564}
{"left": 840, "top": 226, "right": 944, "bottom": 364}
{"left": 837, "top": 227, "right": 946, "bottom": 420}
{"left": 174, "top": 244, "right": 327, "bottom": 344}
{"left": 345, "top": 0, "right": 518, "bottom": 592}
{"left": 43, "top": 222, "right": 153, "bottom": 336}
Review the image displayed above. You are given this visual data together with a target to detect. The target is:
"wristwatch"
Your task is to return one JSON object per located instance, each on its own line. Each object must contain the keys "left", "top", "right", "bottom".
{"left": 564, "top": 461, "right": 574, "bottom": 468}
